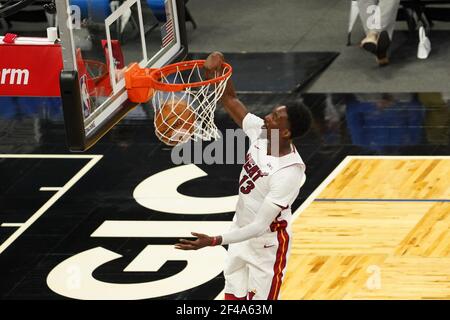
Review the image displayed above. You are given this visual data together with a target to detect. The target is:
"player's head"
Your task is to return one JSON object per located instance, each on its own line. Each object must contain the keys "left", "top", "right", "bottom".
{"left": 264, "top": 101, "right": 312, "bottom": 140}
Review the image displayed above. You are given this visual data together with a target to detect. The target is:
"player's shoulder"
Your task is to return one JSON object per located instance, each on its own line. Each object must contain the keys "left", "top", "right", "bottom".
{"left": 269, "top": 164, "right": 300, "bottom": 182}
{"left": 243, "top": 113, "right": 264, "bottom": 128}
{"left": 275, "top": 163, "right": 304, "bottom": 177}
{"left": 272, "top": 148, "right": 305, "bottom": 173}
{"left": 269, "top": 164, "right": 305, "bottom": 189}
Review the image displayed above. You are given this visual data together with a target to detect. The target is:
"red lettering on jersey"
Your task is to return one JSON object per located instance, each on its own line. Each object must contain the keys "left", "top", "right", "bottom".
{"left": 240, "top": 153, "right": 265, "bottom": 195}
{"left": 247, "top": 165, "right": 259, "bottom": 178}
{"left": 243, "top": 161, "right": 253, "bottom": 173}
{"left": 240, "top": 180, "right": 255, "bottom": 194}
{"left": 239, "top": 174, "right": 249, "bottom": 186}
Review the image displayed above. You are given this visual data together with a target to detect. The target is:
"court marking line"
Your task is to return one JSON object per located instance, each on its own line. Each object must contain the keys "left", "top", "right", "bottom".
{"left": 39, "top": 187, "right": 63, "bottom": 192}
{"left": 315, "top": 199, "right": 450, "bottom": 202}
{"left": 214, "top": 289, "right": 225, "bottom": 300}
{"left": 0, "top": 154, "right": 103, "bottom": 255}
{"left": 349, "top": 155, "right": 450, "bottom": 160}
{"left": 0, "top": 154, "right": 99, "bottom": 159}
{"left": 1, "top": 223, "right": 24, "bottom": 228}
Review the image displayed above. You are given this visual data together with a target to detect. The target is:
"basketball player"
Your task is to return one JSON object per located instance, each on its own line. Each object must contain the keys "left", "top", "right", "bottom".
{"left": 175, "top": 52, "right": 312, "bottom": 300}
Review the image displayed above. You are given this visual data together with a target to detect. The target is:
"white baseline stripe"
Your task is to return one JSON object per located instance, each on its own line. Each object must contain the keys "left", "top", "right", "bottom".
{"left": 349, "top": 156, "right": 450, "bottom": 160}
{"left": 91, "top": 221, "right": 231, "bottom": 238}
{"left": 214, "top": 289, "right": 225, "bottom": 300}
{"left": 0, "top": 155, "right": 103, "bottom": 255}
{"left": 0, "top": 154, "right": 100, "bottom": 159}
{"left": 1, "top": 223, "right": 24, "bottom": 228}
{"left": 39, "top": 187, "right": 62, "bottom": 192}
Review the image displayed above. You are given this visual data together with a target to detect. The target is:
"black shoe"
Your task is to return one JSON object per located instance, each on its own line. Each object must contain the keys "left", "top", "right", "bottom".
{"left": 362, "top": 41, "right": 377, "bottom": 55}
{"left": 376, "top": 31, "right": 391, "bottom": 66}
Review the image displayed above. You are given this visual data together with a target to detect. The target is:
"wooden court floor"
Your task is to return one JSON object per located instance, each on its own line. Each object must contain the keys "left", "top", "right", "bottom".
{"left": 282, "top": 156, "right": 450, "bottom": 300}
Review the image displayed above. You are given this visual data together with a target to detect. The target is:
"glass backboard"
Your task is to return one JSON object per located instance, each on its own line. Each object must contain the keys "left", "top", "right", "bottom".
{"left": 56, "top": 0, "right": 187, "bottom": 151}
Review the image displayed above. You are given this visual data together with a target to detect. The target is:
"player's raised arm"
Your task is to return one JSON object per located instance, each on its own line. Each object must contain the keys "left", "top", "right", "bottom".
{"left": 204, "top": 52, "right": 248, "bottom": 128}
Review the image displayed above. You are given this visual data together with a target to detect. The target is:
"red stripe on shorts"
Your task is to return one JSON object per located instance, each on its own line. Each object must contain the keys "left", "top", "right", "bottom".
{"left": 267, "top": 225, "right": 289, "bottom": 300}
{"left": 225, "top": 293, "right": 246, "bottom": 300}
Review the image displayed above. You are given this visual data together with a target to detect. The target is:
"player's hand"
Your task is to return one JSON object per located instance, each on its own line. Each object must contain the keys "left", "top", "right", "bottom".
{"left": 204, "top": 51, "right": 225, "bottom": 79}
{"left": 175, "top": 232, "right": 214, "bottom": 250}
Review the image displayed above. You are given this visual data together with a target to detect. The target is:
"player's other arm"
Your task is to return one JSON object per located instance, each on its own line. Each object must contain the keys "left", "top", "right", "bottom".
{"left": 204, "top": 52, "right": 248, "bottom": 128}
{"left": 175, "top": 197, "right": 283, "bottom": 250}
{"left": 175, "top": 166, "right": 304, "bottom": 250}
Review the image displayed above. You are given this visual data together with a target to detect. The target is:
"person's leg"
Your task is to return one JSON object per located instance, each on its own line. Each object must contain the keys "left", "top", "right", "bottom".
{"left": 358, "top": 0, "right": 400, "bottom": 65}
{"left": 357, "top": 0, "right": 378, "bottom": 35}
{"left": 374, "top": 0, "right": 400, "bottom": 66}
{"left": 223, "top": 242, "right": 249, "bottom": 300}
{"left": 358, "top": 0, "right": 380, "bottom": 54}
{"left": 379, "top": 0, "right": 401, "bottom": 40}
{"left": 247, "top": 230, "right": 291, "bottom": 300}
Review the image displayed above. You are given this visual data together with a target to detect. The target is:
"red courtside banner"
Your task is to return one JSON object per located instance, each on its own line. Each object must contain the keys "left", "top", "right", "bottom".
{"left": 0, "top": 43, "right": 63, "bottom": 97}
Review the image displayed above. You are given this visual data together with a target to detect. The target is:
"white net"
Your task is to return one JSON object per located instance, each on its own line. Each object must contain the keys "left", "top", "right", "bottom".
{"left": 151, "top": 62, "right": 231, "bottom": 146}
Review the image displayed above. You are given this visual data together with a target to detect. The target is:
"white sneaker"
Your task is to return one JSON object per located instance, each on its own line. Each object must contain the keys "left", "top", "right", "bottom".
{"left": 417, "top": 26, "right": 431, "bottom": 59}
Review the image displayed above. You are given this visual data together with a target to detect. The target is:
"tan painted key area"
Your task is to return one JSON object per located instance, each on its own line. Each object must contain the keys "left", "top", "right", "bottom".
{"left": 282, "top": 157, "right": 450, "bottom": 300}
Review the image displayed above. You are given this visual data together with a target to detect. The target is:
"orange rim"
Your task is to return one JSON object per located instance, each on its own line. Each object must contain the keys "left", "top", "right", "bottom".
{"left": 149, "top": 60, "right": 232, "bottom": 92}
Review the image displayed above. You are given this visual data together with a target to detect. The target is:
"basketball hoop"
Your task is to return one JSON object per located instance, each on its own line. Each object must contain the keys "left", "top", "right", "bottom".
{"left": 125, "top": 60, "right": 232, "bottom": 146}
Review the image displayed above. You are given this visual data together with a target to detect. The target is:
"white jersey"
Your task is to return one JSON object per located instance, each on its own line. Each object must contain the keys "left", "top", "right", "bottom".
{"left": 222, "top": 113, "right": 306, "bottom": 299}
{"left": 233, "top": 113, "right": 306, "bottom": 231}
